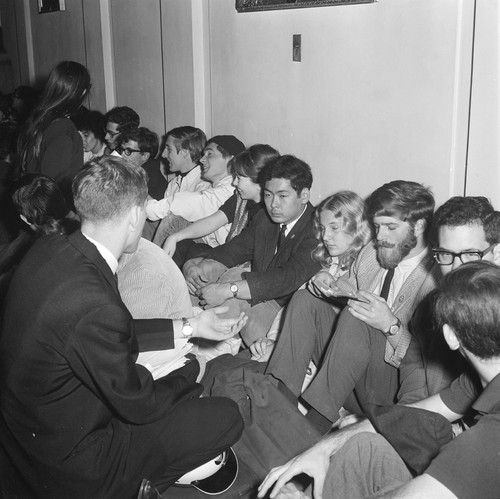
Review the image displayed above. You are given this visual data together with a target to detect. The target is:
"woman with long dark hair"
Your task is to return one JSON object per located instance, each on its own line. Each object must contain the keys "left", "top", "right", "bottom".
{"left": 18, "top": 61, "right": 91, "bottom": 203}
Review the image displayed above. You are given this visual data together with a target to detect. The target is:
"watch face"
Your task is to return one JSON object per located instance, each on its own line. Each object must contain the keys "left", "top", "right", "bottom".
{"left": 182, "top": 320, "right": 194, "bottom": 337}
{"left": 230, "top": 284, "right": 237, "bottom": 293}
{"left": 389, "top": 321, "right": 400, "bottom": 335}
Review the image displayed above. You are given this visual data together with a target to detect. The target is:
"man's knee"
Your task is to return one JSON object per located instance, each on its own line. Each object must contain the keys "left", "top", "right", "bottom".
{"left": 343, "top": 432, "right": 392, "bottom": 457}
{"left": 239, "top": 301, "right": 281, "bottom": 346}
{"left": 335, "top": 309, "right": 375, "bottom": 346}
{"left": 174, "top": 396, "right": 244, "bottom": 445}
{"left": 290, "top": 289, "right": 317, "bottom": 308}
{"left": 200, "top": 259, "right": 229, "bottom": 283}
{"left": 209, "top": 397, "right": 244, "bottom": 443}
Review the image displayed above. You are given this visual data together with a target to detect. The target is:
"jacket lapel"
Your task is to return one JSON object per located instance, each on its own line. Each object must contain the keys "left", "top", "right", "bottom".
{"left": 272, "top": 203, "right": 313, "bottom": 262}
{"left": 391, "top": 252, "right": 435, "bottom": 314}
{"left": 261, "top": 223, "right": 280, "bottom": 271}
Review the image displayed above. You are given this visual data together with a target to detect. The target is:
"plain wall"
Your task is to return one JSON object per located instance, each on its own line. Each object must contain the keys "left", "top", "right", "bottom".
{"left": 465, "top": 0, "right": 500, "bottom": 208}
{"left": 0, "top": 0, "right": 105, "bottom": 111}
{"left": 26, "top": 0, "right": 86, "bottom": 85}
{"left": 2, "top": 0, "right": 498, "bottom": 210}
{"left": 109, "top": 0, "right": 165, "bottom": 134}
{"left": 161, "top": 0, "right": 196, "bottom": 130}
{"left": 207, "top": 0, "right": 474, "bottom": 207}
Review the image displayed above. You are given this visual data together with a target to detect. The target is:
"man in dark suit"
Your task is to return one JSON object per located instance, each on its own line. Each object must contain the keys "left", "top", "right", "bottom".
{"left": 183, "top": 155, "right": 322, "bottom": 347}
{"left": 0, "top": 156, "right": 244, "bottom": 498}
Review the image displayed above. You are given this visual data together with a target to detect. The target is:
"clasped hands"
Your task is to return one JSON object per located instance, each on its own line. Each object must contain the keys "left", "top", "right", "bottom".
{"left": 183, "top": 258, "right": 232, "bottom": 308}
{"left": 307, "top": 271, "right": 397, "bottom": 333}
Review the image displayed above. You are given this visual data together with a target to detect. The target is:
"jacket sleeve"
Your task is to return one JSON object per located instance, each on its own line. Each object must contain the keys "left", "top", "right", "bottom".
{"left": 242, "top": 215, "right": 322, "bottom": 305}
{"left": 133, "top": 317, "right": 175, "bottom": 352}
{"left": 66, "top": 304, "right": 199, "bottom": 425}
{"left": 384, "top": 261, "right": 442, "bottom": 368}
{"left": 199, "top": 215, "right": 258, "bottom": 268}
{"left": 243, "top": 252, "right": 321, "bottom": 306}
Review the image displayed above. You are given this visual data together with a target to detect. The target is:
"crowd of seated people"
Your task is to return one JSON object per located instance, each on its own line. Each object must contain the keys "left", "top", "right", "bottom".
{"left": 0, "top": 59, "right": 499, "bottom": 499}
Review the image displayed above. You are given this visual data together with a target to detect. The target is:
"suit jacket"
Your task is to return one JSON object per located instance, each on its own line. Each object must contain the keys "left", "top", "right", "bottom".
{"left": 335, "top": 242, "right": 442, "bottom": 368}
{"left": 0, "top": 231, "right": 201, "bottom": 496}
{"left": 200, "top": 203, "right": 322, "bottom": 307}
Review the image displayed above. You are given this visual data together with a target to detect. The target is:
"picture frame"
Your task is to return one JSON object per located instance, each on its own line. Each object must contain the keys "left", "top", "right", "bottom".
{"left": 236, "top": 0, "right": 375, "bottom": 13}
{"left": 38, "top": 0, "right": 65, "bottom": 14}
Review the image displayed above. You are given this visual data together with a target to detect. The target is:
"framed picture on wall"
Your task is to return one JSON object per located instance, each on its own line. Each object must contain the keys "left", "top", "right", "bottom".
{"left": 38, "top": 0, "right": 65, "bottom": 14}
{"left": 236, "top": 0, "right": 375, "bottom": 12}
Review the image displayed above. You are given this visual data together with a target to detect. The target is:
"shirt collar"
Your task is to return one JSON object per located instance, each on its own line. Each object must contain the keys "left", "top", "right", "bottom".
{"left": 178, "top": 167, "right": 195, "bottom": 179}
{"left": 82, "top": 232, "right": 119, "bottom": 274}
{"left": 283, "top": 204, "right": 307, "bottom": 234}
{"left": 397, "top": 246, "right": 428, "bottom": 272}
{"left": 213, "top": 174, "right": 233, "bottom": 188}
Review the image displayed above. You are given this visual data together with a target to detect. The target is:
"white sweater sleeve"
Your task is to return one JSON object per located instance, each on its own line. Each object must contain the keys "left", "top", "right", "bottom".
{"left": 146, "top": 196, "right": 172, "bottom": 221}
{"left": 169, "top": 182, "right": 234, "bottom": 221}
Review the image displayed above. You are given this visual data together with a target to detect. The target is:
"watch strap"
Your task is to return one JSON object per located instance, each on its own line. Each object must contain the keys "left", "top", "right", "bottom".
{"left": 387, "top": 317, "right": 401, "bottom": 336}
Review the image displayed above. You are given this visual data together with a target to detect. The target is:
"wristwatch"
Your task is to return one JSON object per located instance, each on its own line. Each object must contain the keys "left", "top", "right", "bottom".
{"left": 181, "top": 317, "right": 194, "bottom": 338}
{"left": 229, "top": 282, "right": 238, "bottom": 298}
{"left": 386, "top": 318, "right": 401, "bottom": 336}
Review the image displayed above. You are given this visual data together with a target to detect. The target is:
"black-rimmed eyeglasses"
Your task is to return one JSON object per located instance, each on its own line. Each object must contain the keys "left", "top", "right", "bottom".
{"left": 116, "top": 146, "right": 142, "bottom": 156}
{"left": 432, "top": 245, "right": 494, "bottom": 266}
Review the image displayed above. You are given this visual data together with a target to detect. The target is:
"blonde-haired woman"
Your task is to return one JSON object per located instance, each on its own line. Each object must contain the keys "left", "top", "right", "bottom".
{"left": 256, "top": 191, "right": 371, "bottom": 395}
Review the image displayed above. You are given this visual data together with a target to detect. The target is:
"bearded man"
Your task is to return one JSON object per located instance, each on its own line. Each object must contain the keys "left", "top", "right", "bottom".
{"left": 268, "top": 180, "right": 442, "bottom": 431}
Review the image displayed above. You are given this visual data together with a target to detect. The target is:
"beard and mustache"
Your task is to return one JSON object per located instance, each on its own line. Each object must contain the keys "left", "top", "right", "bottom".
{"left": 375, "top": 225, "right": 417, "bottom": 269}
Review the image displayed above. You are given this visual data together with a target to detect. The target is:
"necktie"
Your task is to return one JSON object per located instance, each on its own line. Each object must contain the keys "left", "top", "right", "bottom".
{"left": 277, "top": 224, "right": 287, "bottom": 250}
{"left": 380, "top": 267, "right": 395, "bottom": 301}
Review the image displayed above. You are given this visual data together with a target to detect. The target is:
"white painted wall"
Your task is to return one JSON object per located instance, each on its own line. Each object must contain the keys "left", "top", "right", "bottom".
{"left": 109, "top": 0, "right": 165, "bottom": 134}
{"left": 207, "top": 0, "right": 475, "bottom": 207}
{"left": 160, "top": 0, "right": 196, "bottom": 131}
{"left": 6, "top": 0, "right": 498, "bottom": 210}
{"left": 464, "top": 0, "right": 500, "bottom": 208}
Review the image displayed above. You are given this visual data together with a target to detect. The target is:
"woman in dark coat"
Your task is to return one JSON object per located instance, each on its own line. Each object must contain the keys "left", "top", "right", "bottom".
{"left": 17, "top": 61, "right": 91, "bottom": 205}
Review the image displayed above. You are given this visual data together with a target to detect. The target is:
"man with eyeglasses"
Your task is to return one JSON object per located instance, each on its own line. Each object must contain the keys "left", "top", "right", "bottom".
{"left": 418, "top": 196, "right": 500, "bottom": 395}
{"left": 259, "top": 262, "right": 500, "bottom": 499}
{"left": 432, "top": 196, "right": 500, "bottom": 275}
{"left": 117, "top": 126, "right": 168, "bottom": 201}
{"left": 257, "top": 196, "right": 500, "bottom": 499}
{"left": 104, "top": 105, "right": 140, "bottom": 153}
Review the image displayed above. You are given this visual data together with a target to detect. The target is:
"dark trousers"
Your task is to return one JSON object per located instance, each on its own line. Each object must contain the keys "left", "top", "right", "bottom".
{"left": 125, "top": 396, "right": 243, "bottom": 495}
{"left": 266, "top": 289, "right": 340, "bottom": 396}
{"left": 301, "top": 309, "right": 400, "bottom": 423}
{"left": 0, "top": 361, "right": 243, "bottom": 499}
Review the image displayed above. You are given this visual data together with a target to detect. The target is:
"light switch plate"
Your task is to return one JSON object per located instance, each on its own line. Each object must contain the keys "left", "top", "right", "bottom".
{"left": 293, "top": 34, "right": 301, "bottom": 62}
